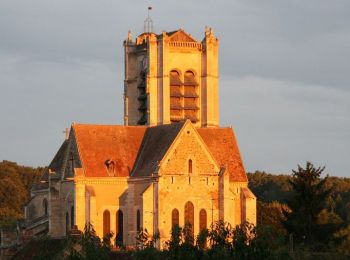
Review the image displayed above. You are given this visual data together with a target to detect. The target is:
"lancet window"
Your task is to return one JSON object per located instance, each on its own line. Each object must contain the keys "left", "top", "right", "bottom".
{"left": 116, "top": 210, "right": 123, "bottom": 245}
{"left": 172, "top": 208, "right": 179, "bottom": 228}
{"left": 188, "top": 159, "right": 193, "bottom": 174}
{"left": 136, "top": 210, "right": 141, "bottom": 232}
{"left": 199, "top": 209, "right": 207, "bottom": 231}
{"left": 71, "top": 206, "right": 74, "bottom": 228}
{"left": 184, "top": 201, "right": 194, "bottom": 238}
{"left": 103, "top": 210, "right": 110, "bottom": 237}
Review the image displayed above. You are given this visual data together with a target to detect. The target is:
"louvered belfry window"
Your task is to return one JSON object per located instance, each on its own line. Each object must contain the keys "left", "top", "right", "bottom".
{"left": 184, "top": 71, "right": 198, "bottom": 123}
{"left": 170, "top": 70, "right": 183, "bottom": 122}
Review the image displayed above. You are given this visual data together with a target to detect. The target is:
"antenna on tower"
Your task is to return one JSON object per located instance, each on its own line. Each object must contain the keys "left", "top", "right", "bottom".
{"left": 144, "top": 6, "right": 153, "bottom": 33}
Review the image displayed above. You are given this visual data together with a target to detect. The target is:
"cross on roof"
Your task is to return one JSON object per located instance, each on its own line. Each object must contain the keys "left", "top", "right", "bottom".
{"left": 63, "top": 128, "right": 69, "bottom": 140}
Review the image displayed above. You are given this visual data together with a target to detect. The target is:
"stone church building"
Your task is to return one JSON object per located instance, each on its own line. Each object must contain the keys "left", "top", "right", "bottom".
{"left": 21, "top": 27, "right": 256, "bottom": 247}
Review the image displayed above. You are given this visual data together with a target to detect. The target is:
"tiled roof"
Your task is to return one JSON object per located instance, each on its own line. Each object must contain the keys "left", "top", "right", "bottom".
{"left": 197, "top": 127, "right": 247, "bottom": 182}
{"left": 241, "top": 187, "right": 256, "bottom": 199}
{"left": 71, "top": 122, "right": 247, "bottom": 182}
{"left": 73, "top": 124, "right": 146, "bottom": 177}
{"left": 36, "top": 139, "right": 70, "bottom": 188}
{"left": 131, "top": 122, "right": 185, "bottom": 177}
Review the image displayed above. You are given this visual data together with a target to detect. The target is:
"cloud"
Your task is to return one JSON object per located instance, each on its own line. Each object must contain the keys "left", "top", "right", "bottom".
{"left": 220, "top": 75, "right": 350, "bottom": 176}
{"left": 0, "top": 1, "right": 349, "bottom": 176}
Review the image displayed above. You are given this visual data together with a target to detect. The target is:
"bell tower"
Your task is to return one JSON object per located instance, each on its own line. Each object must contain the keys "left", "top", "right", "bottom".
{"left": 123, "top": 26, "right": 219, "bottom": 127}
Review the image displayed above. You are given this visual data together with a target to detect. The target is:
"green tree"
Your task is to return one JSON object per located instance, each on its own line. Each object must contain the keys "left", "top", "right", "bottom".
{"left": 283, "top": 161, "right": 343, "bottom": 249}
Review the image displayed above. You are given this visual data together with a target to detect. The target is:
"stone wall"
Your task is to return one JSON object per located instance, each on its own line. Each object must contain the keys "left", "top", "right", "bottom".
{"left": 75, "top": 177, "right": 128, "bottom": 240}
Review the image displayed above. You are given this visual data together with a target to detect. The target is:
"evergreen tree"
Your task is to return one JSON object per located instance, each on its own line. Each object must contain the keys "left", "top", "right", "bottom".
{"left": 283, "top": 161, "right": 343, "bottom": 249}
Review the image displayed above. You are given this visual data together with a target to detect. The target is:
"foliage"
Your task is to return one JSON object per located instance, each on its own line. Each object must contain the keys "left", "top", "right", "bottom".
{"left": 248, "top": 171, "right": 293, "bottom": 203}
{"left": 13, "top": 235, "right": 67, "bottom": 260}
{"left": 257, "top": 201, "right": 289, "bottom": 234}
{"left": 65, "top": 223, "right": 111, "bottom": 259}
{"left": 4, "top": 160, "right": 350, "bottom": 257}
{"left": 333, "top": 225, "right": 350, "bottom": 256}
{"left": 0, "top": 160, "right": 43, "bottom": 227}
{"left": 248, "top": 165, "right": 350, "bottom": 254}
{"left": 283, "top": 162, "right": 344, "bottom": 250}
{"left": 134, "top": 229, "right": 163, "bottom": 260}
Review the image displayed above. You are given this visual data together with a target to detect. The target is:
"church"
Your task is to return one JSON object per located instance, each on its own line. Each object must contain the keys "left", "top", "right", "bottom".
{"left": 22, "top": 26, "right": 256, "bottom": 247}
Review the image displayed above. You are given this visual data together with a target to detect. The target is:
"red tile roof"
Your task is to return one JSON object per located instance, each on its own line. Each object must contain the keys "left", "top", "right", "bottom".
{"left": 72, "top": 124, "right": 146, "bottom": 177}
{"left": 197, "top": 127, "right": 247, "bottom": 182}
{"left": 72, "top": 123, "right": 247, "bottom": 182}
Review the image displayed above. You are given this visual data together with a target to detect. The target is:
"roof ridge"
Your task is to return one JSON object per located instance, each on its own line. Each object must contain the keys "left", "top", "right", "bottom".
{"left": 73, "top": 123, "right": 147, "bottom": 128}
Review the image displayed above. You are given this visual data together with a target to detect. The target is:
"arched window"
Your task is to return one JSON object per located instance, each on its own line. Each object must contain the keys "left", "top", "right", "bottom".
{"left": 65, "top": 212, "right": 69, "bottom": 235}
{"left": 136, "top": 210, "right": 141, "bottom": 232}
{"left": 199, "top": 209, "right": 207, "bottom": 231}
{"left": 184, "top": 71, "right": 196, "bottom": 85}
{"left": 188, "top": 159, "right": 193, "bottom": 174}
{"left": 170, "top": 70, "right": 182, "bottom": 85}
{"left": 172, "top": 209, "right": 179, "bottom": 228}
{"left": 71, "top": 206, "right": 74, "bottom": 228}
{"left": 184, "top": 201, "right": 194, "bottom": 237}
{"left": 103, "top": 210, "right": 110, "bottom": 237}
{"left": 170, "top": 70, "right": 183, "bottom": 122}
{"left": 43, "top": 199, "right": 48, "bottom": 216}
{"left": 116, "top": 210, "right": 123, "bottom": 245}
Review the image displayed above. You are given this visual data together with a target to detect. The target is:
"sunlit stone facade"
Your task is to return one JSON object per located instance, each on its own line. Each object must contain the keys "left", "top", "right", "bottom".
{"left": 21, "top": 28, "right": 256, "bottom": 248}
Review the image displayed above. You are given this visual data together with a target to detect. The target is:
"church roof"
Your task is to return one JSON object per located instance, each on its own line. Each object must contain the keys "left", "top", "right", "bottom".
{"left": 72, "top": 124, "right": 146, "bottom": 177}
{"left": 197, "top": 127, "right": 247, "bottom": 182}
{"left": 71, "top": 122, "right": 247, "bottom": 182}
{"left": 131, "top": 122, "right": 185, "bottom": 177}
{"left": 33, "top": 139, "right": 70, "bottom": 191}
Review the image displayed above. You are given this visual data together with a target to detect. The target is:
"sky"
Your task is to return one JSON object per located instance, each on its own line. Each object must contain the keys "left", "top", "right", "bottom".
{"left": 0, "top": 0, "right": 349, "bottom": 177}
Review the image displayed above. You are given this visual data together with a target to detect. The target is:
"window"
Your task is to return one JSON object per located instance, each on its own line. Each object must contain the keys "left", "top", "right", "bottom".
{"left": 184, "top": 70, "right": 198, "bottom": 123}
{"left": 184, "top": 71, "right": 196, "bottom": 85}
{"left": 184, "top": 201, "right": 194, "bottom": 238}
{"left": 103, "top": 210, "right": 110, "bottom": 237}
{"left": 137, "top": 210, "right": 141, "bottom": 232}
{"left": 43, "top": 199, "right": 48, "bottom": 216}
{"left": 105, "top": 159, "right": 116, "bottom": 176}
{"left": 116, "top": 210, "right": 123, "bottom": 245}
{"left": 65, "top": 212, "right": 69, "bottom": 235}
{"left": 199, "top": 209, "right": 207, "bottom": 231}
{"left": 188, "top": 159, "right": 193, "bottom": 174}
{"left": 170, "top": 70, "right": 183, "bottom": 122}
{"left": 172, "top": 209, "right": 179, "bottom": 228}
{"left": 71, "top": 206, "right": 74, "bottom": 228}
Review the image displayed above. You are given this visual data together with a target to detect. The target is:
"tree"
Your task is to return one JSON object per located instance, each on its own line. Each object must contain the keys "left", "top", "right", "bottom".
{"left": 283, "top": 161, "right": 343, "bottom": 249}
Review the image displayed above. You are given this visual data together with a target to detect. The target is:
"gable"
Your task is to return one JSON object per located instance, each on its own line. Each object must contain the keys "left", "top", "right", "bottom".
{"left": 159, "top": 121, "right": 220, "bottom": 175}
{"left": 131, "top": 122, "right": 185, "bottom": 177}
{"left": 168, "top": 30, "right": 198, "bottom": 42}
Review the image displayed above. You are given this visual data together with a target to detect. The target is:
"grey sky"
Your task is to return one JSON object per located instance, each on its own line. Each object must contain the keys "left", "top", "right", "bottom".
{"left": 0, "top": 0, "right": 349, "bottom": 177}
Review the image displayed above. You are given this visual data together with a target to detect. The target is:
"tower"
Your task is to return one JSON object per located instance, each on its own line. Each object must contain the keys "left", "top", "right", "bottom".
{"left": 123, "top": 26, "right": 219, "bottom": 127}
